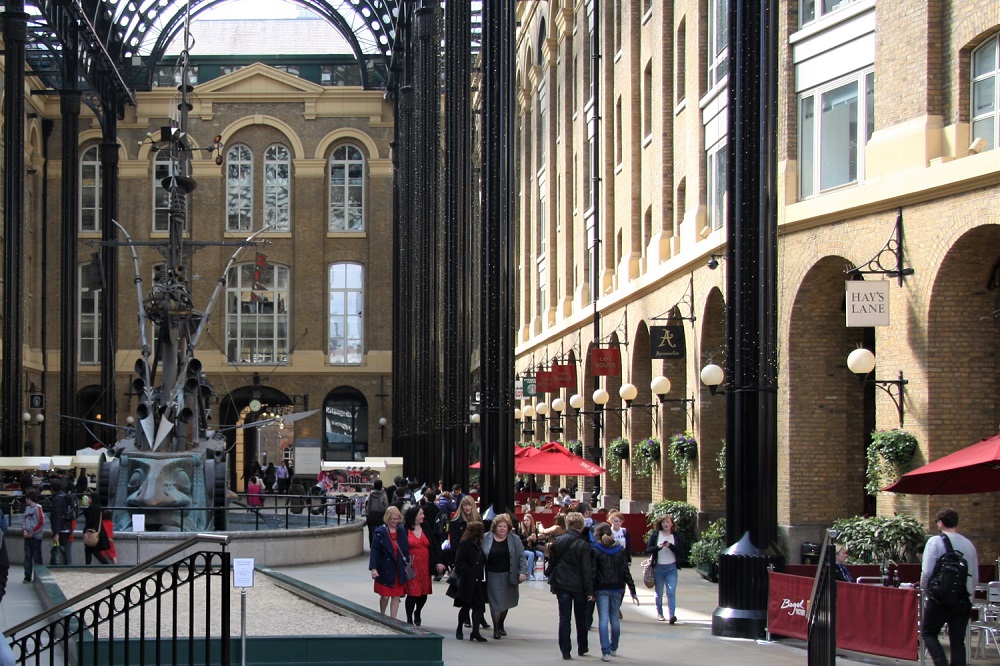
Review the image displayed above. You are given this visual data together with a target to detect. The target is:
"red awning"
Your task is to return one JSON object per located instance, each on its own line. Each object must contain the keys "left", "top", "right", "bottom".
{"left": 514, "top": 442, "right": 606, "bottom": 477}
{"left": 470, "top": 445, "right": 540, "bottom": 469}
{"left": 883, "top": 433, "right": 1000, "bottom": 495}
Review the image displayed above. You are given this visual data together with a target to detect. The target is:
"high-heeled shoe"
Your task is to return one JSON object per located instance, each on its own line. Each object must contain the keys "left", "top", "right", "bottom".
{"left": 456, "top": 625, "right": 464, "bottom": 640}
{"left": 469, "top": 634, "right": 488, "bottom": 642}
{"left": 414, "top": 610, "right": 422, "bottom": 626}
{"left": 493, "top": 629, "right": 502, "bottom": 640}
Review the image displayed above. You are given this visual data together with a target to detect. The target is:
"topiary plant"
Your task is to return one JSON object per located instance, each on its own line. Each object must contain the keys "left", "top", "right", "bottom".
{"left": 668, "top": 431, "right": 698, "bottom": 488}
{"left": 866, "top": 429, "right": 918, "bottom": 494}
{"left": 634, "top": 438, "right": 660, "bottom": 478}
{"left": 646, "top": 499, "right": 699, "bottom": 552}
{"left": 832, "top": 514, "right": 926, "bottom": 564}
{"left": 607, "top": 437, "right": 629, "bottom": 480}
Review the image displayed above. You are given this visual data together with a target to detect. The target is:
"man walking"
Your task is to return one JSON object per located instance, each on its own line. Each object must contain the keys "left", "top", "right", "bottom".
{"left": 920, "top": 507, "right": 978, "bottom": 666}
{"left": 21, "top": 490, "right": 44, "bottom": 583}
{"left": 50, "top": 478, "right": 76, "bottom": 565}
{"left": 547, "top": 511, "right": 594, "bottom": 660}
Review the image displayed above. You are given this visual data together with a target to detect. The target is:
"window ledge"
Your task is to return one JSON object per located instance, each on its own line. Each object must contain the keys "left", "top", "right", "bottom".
{"left": 699, "top": 77, "right": 729, "bottom": 111}
{"left": 79, "top": 231, "right": 102, "bottom": 239}
{"left": 327, "top": 231, "right": 366, "bottom": 239}
{"left": 675, "top": 98, "right": 687, "bottom": 116}
{"left": 614, "top": 50, "right": 623, "bottom": 64}
{"left": 224, "top": 230, "right": 292, "bottom": 239}
{"left": 642, "top": 8, "right": 653, "bottom": 25}
{"left": 791, "top": 0, "right": 876, "bottom": 44}
{"left": 642, "top": 134, "right": 653, "bottom": 149}
{"left": 614, "top": 162, "right": 624, "bottom": 175}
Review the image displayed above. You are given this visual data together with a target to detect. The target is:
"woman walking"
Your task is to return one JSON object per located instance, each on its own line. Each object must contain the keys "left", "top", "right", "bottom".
{"left": 403, "top": 505, "right": 445, "bottom": 625}
{"left": 592, "top": 523, "right": 629, "bottom": 661}
{"left": 450, "top": 521, "right": 488, "bottom": 642}
{"left": 369, "top": 506, "right": 409, "bottom": 619}
{"left": 82, "top": 493, "right": 111, "bottom": 564}
{"left": 482, "top": 513, "right": 529, "bottom": 639}
{"left": 646, "top": 513, "right": 684, "bottom": 623}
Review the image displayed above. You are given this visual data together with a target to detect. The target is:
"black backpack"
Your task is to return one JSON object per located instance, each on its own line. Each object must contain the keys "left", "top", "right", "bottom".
{"left": 927, "top": 534, "right": 970, "bottom": 606}
{"left": 60, "top": 492, "right": 78, "bottom": 528}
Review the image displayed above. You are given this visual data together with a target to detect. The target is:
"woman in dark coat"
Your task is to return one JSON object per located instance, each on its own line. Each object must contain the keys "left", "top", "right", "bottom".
{"left": 368, "top": 506, "right": 409, "bottom": 619}
{"left": 449, "top": 521, "right": 488, "bottom": 642}
{"left": 82, "top": 493, "right": 111, "bottom": 564}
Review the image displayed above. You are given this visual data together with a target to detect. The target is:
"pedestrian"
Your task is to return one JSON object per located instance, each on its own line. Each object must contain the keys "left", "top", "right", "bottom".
{"left": 519, "top": 513, "right": 546, "bottom": 580}
{"left": 82, "top": 494, "right": 111, "bottom": 564}
{"left": 99, "top": 511, "right": 117, "bottom": 564}
{"left": 607, "top": 510, "right": 639, "bottom": 605}
{"left": 547, "top": 511, "right": 595, "bottom": 660}
{"left": 0, "top": 509, "right": 15, "bottom": 666}
{"left": 263, "top": 463, "right": 276, "bottom": 494}
{"left": 247, "top": 476, "right": 264, "bottom": 508}
{"left": 49, "top": 478, "right": 77, "bottom": 565}
{"left": 646, "top": 513, "right": 684, "bottom": 624}
{"left": 449, "top": 495, "right": 481, "bottom": 551}
{"left": 276, "top": 460, "right": 291, "bottom": 494}
{"left": 368, "top": 506, "right": 409, "bottom": 619}
{"left": 403, "top": 505, "right": 445, "bottom": 625}
{"left": 482, "top": 513, "right": 528, "bottom": 639}
{"left": 21, "top": 490, "right": 44, "bottom": 583}
{"left": 449, "top": 521, "right": 488, "bottom": 642}
{"left": 920, "top": 507, "right": 978, "bottom": 666}
{"left": 592, "top": 523, "right": 629, "bottom": 661}
{"left": 364, "top": 479, "right": 389, "bottom": 548}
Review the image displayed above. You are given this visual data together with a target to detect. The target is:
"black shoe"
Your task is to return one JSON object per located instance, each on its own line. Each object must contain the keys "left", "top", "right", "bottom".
{"left": 456, "top": 626, "right": 464, "bottom": 640}
{"left": 669, "top": 616, "right": 677, "bottom": 625}
{"left": 493, "top": 629, "right": 502, "bottom": 640}
{"left": 22, "top": 578, "right": 30, "bottom": 584}
{"left": 480, "top": 620, "right": 491, "bottom": 629}
{"left": 578, "top": 648, "right": 589, "bottom": 656}
{"left": 499, "top": 628, "right": 507, "bottom": 636}
{"left": 414, "top": 618, "right": 421, "bottom": 627}
{"left": 470, "top": 634, "right": 488, "bottom": 642}
{"left": 562, "top": 654, "right": 573, "bottom": 660}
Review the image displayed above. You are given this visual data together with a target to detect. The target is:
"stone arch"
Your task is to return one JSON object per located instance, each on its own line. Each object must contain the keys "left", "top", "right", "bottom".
{"left": 697, "top": 287, "right": 726, "bottom": 517}
{"left": 219, "top": 384, "right": 295, "bottom": 490}
{"left": 216, "top": 115, "right": 305, "bottom": 160}
{"left": 786, "top": 256, "right": 868, "bottom": 537}
{"left": 315, "top": 128, "right": 381, "bottom": 161}
{"left": 322, "top": 385, "right": 371, "bottom": 462}
{"left": 926, "top": 223, "right": 1000, "bottom": 555}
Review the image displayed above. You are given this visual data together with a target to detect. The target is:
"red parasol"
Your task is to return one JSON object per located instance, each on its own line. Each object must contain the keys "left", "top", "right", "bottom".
{"left": 882, "top": 433, "right": 1000, "bottom": 495}
{"left": 470, "top": 445, "right": 540, "bottom": 469}
{"left": 514, "top": 441, "right": 606, "bottom": 477}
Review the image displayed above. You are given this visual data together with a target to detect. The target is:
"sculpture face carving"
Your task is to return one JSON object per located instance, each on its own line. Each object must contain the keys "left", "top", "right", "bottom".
{"left": 116, "top": 452, "right": 208, "bottom": 532}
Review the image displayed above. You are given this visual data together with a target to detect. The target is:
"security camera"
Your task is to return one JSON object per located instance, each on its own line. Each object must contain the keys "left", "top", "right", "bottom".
{"left": 707, "top": 255, "right": 720, "bottom": 270}
{"left": 968, "top": 137, "right": 988, "bottom": 155}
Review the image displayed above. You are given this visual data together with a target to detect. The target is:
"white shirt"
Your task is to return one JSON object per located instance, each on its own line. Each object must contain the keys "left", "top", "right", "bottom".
{"left": 656, "top": 532, "right": 677, "bottom": 565}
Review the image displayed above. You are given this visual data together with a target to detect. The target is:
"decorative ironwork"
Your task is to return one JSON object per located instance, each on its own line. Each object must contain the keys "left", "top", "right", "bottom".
{"left": 860, "top": 370, "right": 908, "bottom": 428}
{"left": 651, "top": 274, "right": 698, "bottom": 323}
{"left": 845, "top": 208, "right": 915, "bottom": 286}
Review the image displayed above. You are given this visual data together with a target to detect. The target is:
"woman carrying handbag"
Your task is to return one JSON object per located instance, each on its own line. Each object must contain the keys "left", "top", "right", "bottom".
{"left": 82, "top": 493, "right": 111, "bottom": 565}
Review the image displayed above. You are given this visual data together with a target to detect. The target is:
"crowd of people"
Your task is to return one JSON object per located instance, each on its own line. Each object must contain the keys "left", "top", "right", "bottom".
{"left": 364, "top": 479, "right": 673, "bottom": 662}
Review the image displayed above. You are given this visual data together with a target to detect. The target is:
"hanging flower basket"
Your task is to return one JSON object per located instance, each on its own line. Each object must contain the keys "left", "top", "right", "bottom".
{"left": 866, "top": 429, "right": 918, "bottom": 494}
{"left": 634, "top": 438, "right": 660, "bottom": 478}
{"left": 566, "top": 439, "right": 584, "bottom": 457}
{"left": 607, "top": 438, "right": 629, "bottom": 480}
{"left": 668, "top": 431, "right": 698, "bottom": 488}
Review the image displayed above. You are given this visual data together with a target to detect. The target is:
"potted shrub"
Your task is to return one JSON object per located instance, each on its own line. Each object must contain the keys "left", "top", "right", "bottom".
{"left": 690, "top": 517, "right": 726, "bottom": 582}
{"left": 634, "top": 438, "right": 660, "bottom": 478}
{"left": 832, "top": 514, "right": 925, "bottom": 564}
{"left": 668, "top": 431, "right": 698, "bottom": 488}
{"left": 866, "top": 429, "right": 919, "bottom": 494}
{"left": 607, "top": 437, "right": 629, "bottom": 480}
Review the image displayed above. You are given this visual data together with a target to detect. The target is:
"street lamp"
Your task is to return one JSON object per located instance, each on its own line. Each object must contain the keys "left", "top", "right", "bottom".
{"left": 846, "top": 348, "right": 908, "bottom": 427}
{"left": 701, "top": 363, "right": 726, "bottom": 395}
{"left": 21, "top": 412, "right": 44, "bottom": 426}
{"left": 378, "top": 416, "right": 388, "bottom": 441}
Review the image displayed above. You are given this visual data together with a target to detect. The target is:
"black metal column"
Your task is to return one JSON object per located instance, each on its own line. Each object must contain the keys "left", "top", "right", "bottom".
{"left": 1, "top": 2, "right": 28, "bottom": 456}
{"left": 479, "top": 0, "right": 516, "bottom": 516}
{"left": 586, "top": 0, "right": 603, "bottom": 502}
{"left": 442, "top": 0, "right": 472, "bottom": 490}
{"left": 100, "top": 100, "right": 120, "bottom": 428}
{"left": 712, "top": 0, "right": 780, "bottom": 639}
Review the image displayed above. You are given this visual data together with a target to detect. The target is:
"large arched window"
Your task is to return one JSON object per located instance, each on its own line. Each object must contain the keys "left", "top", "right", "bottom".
{"left": 80, "top": 145, "right": 101, "bottom": 232}
{"left": 226, "top": 144, "right": 253, "bottom": 231}
{"left": 323, "top": 387, "right": 369, "bottom": 461}
{"left": 329, "top": 262, "right": 363, "bottom": 364}
{"left": 225, "top": 260, "right": 290, "bottom": 364}
{"left": 328, "top": 144, "right": 365, "bottom": 231}
{"left": 264, "top": 143, "right": 291, "bottom": 230}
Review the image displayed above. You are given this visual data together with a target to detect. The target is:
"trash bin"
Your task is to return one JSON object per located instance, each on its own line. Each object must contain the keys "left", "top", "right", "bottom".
{"left": 800, "top": 541, "right": 821, "bottom": 565}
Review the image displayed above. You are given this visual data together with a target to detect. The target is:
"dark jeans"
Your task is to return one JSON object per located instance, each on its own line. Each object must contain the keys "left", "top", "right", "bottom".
{"left": 556, "top": 591, "right": 589, "bottom": 657}
{"left": 921, "top": 598, "right": 970, "bottom": 666}
{"left": 23, "top": 538, "right": 42, "bottom": 581}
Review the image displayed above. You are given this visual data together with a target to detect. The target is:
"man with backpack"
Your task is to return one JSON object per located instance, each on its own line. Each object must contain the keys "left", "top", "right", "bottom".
{"left": 920, "top": 507, "right": 978, "bottom": 666}
{"left": 50, "top": 478, "right": 78, "bottom": 565}
{"left": 364, "top": 479, "right": 389, "bottom": 548}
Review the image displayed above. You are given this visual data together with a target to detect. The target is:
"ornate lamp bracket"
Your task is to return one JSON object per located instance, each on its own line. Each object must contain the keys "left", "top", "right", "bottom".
{"left": 845, "top": 208, "right": 915, "bottom": 286}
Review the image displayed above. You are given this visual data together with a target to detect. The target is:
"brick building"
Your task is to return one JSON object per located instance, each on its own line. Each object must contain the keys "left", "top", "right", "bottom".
{"left": 510, "top": 0, "right": 1000, "bottom": 559}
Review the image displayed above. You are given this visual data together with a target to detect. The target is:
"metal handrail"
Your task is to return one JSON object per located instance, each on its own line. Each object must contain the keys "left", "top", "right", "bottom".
{"left": 5, "top": 532, "right": 230, "bottom": 636}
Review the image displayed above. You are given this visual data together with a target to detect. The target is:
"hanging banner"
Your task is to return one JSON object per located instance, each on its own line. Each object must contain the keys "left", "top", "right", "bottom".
{"left": 535, "top": 371, "right": 556, "bottom": 394}
{"left": 845, "top": 280, "right": 890, "bottom": 327}
{"left": 650, "top": 325, "right": 686, "bottom": 359}
{"left": 551, "top": 363, "right": 577, "bottom": 388}
{"left": 590, "top": 348, "right": 622, "bottom": 376}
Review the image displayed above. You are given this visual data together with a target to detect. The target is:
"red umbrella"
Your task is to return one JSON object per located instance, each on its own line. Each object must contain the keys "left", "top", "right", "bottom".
{"left": 470, "top": 445, "right": 540, "bottom": 469}
{"left": 883, "top": 433, "right": 1000, "bottom": 495}
{"left": 514, "top": 441, "right": 607, "bottom": 477}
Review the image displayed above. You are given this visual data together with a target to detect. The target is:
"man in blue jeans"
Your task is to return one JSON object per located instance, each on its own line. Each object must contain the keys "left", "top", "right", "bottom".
{"left": 547, "top": 512, "right": 594, "bottom": 660}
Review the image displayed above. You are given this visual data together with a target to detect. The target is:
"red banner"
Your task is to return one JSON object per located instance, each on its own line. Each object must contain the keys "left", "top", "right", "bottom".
{"left": 535, "top": 371, "right": 556, "bottom": 394}
{"left": 767, "top": 572, "right": 918, "bottom": 661}
{"left": 550, "top": 363, "right": 577, "bottom": 389}
{"left": 590, "top": 348, "right": 621, "bottom": 376}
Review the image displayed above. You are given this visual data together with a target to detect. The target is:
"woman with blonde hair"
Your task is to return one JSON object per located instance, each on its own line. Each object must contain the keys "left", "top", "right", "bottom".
{"left": 518, "top": 513, "right": 546, "bottom": 580}
{"left": 482, "top": 513, "right": 529, "bottom": 639}
{"left": 368, "top": 505, "right": 410, "bottom": 618}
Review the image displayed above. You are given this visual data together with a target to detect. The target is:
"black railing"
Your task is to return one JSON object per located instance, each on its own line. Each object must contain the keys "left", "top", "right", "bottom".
{"left": 6, "top": 533, "right": 231, "bottom": 665}
{"left": 806, "top": 529, "right": 837, "bottom": 665}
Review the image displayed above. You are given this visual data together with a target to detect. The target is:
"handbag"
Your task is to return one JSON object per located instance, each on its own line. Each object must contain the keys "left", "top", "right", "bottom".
{"left": 83, "top": 528, "right": 100, "bottom": 548}
{"left": 403, "top": 556, "right": 416, "bottom": 582}
{"left": 49, "top": 544, "right": 66, "bottom": 566}
{"left": 642, "top": 556, "right": 655, "bottom": 589}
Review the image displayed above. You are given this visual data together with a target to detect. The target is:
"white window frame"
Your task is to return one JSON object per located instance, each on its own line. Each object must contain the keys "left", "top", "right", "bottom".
{"left": 226, "top": 144, "right": 253, "bottom": 232}
{"left": 80, "top": 145, "right": 101, "bottom": 233}
{"left": 798, "top": 68, "right": 874, "bottom": 199}
{"left": 708, "top": 0, "right": 729, "bottom": 89}
{"left": 79, "top": 264, "right": 101, "bottom": 364}
{"left": 800, "top": 0, "right": 862, "bottom": 28}
{"left": 329, "top": 263, "right": 364, "bottom": 365}
{"left": 972, "top": 35, "right": 999, "bottom": 154}
{"left": 329, "top": 145, "right": 366, "bottom": 232}
{"left": 264, "top": 143, "right": 291, "bottom": 231}
{"left": 225, "top": 262, "right": 290, "bottom": 364}
{"left": 707, "top": 141, "right": 727, "bottom": 231}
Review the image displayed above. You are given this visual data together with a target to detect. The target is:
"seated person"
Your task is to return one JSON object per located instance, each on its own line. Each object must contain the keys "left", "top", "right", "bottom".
{"left": 833, "top": 544, "right": 853, "bottom": 583}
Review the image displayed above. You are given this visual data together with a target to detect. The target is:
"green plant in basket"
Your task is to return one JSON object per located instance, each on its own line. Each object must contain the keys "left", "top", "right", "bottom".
{"left": 690, "top": 517, "right": 726, "bottom": 582}
{"left": 566, "top": 439, "right": 584, "bottom": 456}
{"left": 607, "top": 438, "right": 629, "bottom": 480}
{"left": 865, "top": 429, "right": 918, "bottom": 494}
{"left": 668, "top": 431, "right": 698, "bottom": 488}
{"left": 633, "top": 438, "right": 660, "bottom": 478}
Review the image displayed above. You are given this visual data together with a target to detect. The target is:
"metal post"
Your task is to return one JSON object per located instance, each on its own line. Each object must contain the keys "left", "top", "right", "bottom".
{"left": 240, "top": 587, "right": 247, "bottom": 666}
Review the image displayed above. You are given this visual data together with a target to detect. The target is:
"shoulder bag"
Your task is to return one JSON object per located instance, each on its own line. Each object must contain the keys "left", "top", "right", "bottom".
{"left": 83, "top": 528, "right": 100, "bottom": 548}
{"left": 642, "top": 556, "right": 656, "bottom": 589}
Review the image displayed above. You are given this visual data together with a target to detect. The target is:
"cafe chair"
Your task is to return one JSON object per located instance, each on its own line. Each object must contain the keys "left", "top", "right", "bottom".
{"left": 971, "top": 584, "right": 1000, "bottom": 659}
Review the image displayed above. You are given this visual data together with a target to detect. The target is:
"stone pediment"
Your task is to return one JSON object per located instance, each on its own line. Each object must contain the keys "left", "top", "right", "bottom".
{"left": 195, "top": 62, "right": 325, "bottom": 97}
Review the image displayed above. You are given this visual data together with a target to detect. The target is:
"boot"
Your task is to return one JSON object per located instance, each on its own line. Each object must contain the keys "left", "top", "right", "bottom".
{"left": 456, "top": 622, "right": 464, "bottom": 640}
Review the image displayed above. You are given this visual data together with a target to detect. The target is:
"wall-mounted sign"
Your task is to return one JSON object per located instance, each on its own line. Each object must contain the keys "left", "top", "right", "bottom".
{"left": 590, "top": 348, "right": 622, "bottom": 376}
{"left": 846, "top": 280, "right": 890, "bottom": 327}
{"left": 521, "top": 377, "right": 537, "bottom": 398}
{"left": 650, "top": 325, "right": 686, "bottom": 359}
{"left": 535, "top": 371, "right": 556, "bottom": 394}
{"left": 551, "top": 363, "right": 577, "bottom": 388}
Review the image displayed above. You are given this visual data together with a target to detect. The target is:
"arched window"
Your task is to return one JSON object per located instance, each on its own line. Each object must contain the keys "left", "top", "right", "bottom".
{"left": 79, "top": 263, "right": 101, "bottom": 364}
{"left": 226, "top": 144, "right": 253, "bottom": 231}
{"left": 225, "top": 260, "right": 290, "bottom": 364}
{"left": 328, "top": 145, "right": 365, "bottom": 231}
{"left": 80, "top": 145, "right": 101, "bottom": 232}
{"left": 329, "top": 263, "right": 363, "bottom": 364}
{"left": 323, "top": 387, "right": 369, "bottom": 461}
{"left": 264, "top": 143, "right": 291, "bottom": 230}
{"left": 153, "top": 151, "right": 188, "bottom": 232}
{"left": 972, "top": 35, "right": 999, "bottom": 152}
